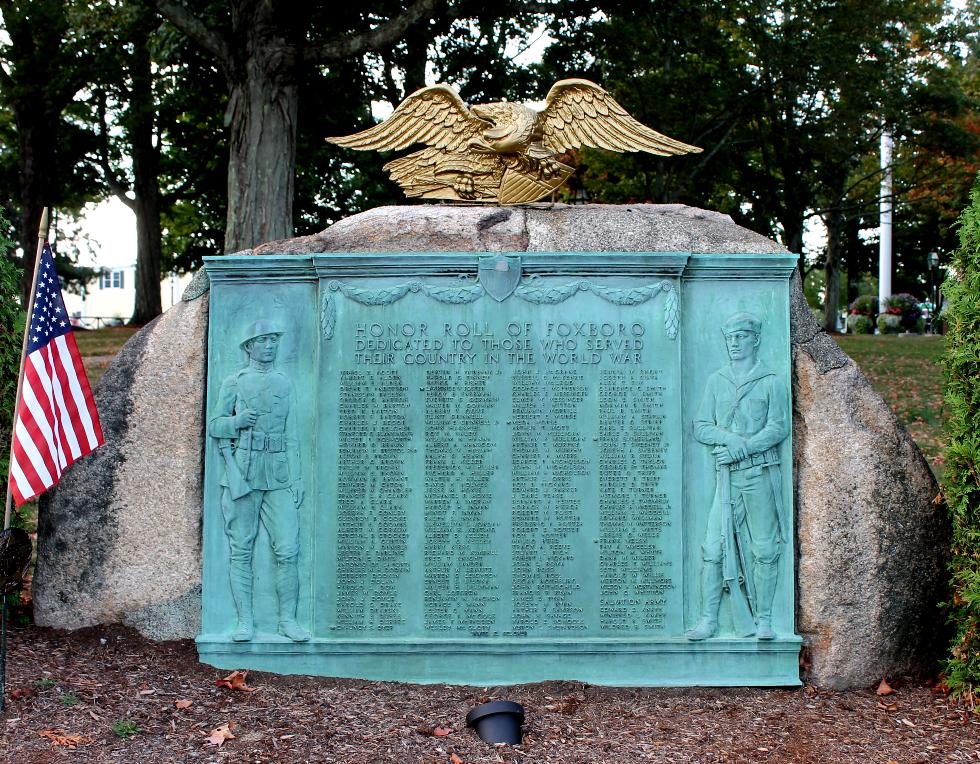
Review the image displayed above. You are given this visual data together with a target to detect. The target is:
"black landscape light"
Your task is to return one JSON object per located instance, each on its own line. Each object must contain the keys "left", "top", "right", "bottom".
{"left": 0, "top": 528, "right": 32, "bottom": 595}
{"left": 466, "top": 700, "right": 525, "bottom": 744}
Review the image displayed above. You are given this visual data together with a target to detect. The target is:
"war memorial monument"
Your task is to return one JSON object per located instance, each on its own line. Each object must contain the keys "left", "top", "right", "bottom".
{"left": 34, "top": 81, "right": 948, "bottom": 690}
{"left": 191, "top": 80, "right": 797, "bottom": 684}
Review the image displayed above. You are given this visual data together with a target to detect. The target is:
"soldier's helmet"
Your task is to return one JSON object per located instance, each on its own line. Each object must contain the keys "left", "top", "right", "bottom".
{"left": 240, "top": 319, "right": 284, "bottom": 350}
{"left": 722, "top": 312, "right": 762, "bottom": 336}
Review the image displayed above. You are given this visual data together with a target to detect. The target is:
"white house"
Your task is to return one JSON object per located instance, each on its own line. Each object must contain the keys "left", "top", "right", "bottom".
{"left": 63, "top": 263, "right": 192, "bottom": 327}
{"left": 61, "top": 200, "right": 193, "bottom": 327}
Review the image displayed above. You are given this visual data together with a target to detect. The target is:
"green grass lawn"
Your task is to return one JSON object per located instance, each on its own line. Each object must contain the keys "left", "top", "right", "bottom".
{"left": 835, "top": 333, "right": 945, "bottom": 478}
{"left": 73, "top": 326, "right": 139, "bottom": 356}
{"left": 75, "top": 326, "right": 139, "bottom": 386}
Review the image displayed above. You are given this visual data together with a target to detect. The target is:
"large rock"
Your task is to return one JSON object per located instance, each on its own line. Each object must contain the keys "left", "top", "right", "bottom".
{"left": 35, "top": 297, "right": 208, "bottom": 640}
{"left": 790, "top": 286, "right": 948, "bottom": 687}
{"left": 35, "top": 204, "right": 947, "bottom": 687}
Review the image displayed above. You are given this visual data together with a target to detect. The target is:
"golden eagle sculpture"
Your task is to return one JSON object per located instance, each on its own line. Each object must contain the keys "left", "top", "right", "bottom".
{"left": 327, "top": 79, "right": 703, "bottom": 205}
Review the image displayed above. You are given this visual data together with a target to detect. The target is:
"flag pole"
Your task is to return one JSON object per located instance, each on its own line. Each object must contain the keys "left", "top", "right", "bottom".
{"left": 4, "top": 207, "right": 50, "bottom": 531}
{"left": 1, "top": 207, "right": 48, "bottom": 713}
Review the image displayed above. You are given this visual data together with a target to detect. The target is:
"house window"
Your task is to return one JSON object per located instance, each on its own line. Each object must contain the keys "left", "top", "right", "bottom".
{"left": 100, "top": 269, "right": 125, "bottom": 289}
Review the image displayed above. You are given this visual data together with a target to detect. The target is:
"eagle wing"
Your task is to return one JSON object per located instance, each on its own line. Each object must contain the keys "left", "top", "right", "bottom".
{"left": 538, "top": 79, "right": 702, "bottom": 157}
{"left": 327, "top": 84, "right": 487, "bottom": 152}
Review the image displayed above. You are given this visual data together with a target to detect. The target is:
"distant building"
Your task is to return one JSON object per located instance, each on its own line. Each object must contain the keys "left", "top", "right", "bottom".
{"left": 62, "top": 264, "right": 193, "bottom": 328}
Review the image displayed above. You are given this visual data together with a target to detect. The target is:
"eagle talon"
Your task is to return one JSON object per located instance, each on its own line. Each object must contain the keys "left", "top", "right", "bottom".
{"left": 453, "top": 175, "right": 477, "bottom": 199}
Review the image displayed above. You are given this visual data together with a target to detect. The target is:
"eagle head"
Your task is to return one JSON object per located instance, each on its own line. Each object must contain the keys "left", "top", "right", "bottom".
{"left": 471, "top": 101, "right": 538, "bottom": 154}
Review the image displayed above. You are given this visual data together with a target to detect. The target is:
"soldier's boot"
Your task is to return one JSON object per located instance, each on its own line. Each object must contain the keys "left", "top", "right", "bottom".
{"left": 686, "top": 561, "right": 723, "bottom": 641}
{"left": 229, "top": 563, "right": 254, "bottom": 642}
{"left": 276, "top": 562, "right": 310, "bottom": 642}
{"left": 754, "top": 561, "right": 779, "bottom": 640}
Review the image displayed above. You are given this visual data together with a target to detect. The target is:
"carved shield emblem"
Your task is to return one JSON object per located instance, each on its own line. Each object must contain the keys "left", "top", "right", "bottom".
{"left": 478, "top": 255, "right": 522, "bottom": 302}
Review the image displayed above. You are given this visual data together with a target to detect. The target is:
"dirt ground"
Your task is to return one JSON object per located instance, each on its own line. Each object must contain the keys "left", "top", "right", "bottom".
{"left": 1, "top": 622, "right": 977, "bottom": 764}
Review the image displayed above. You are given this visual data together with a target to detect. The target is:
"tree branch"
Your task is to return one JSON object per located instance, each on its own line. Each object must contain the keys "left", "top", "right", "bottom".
{"left": 147, "top": 0, "right": 230, "bottom": 66}
{"left": 93, "top": 90, "right": 136, "bottom": 211}
{"left": 307, "top": 0, "right": 443, "bottom": 63}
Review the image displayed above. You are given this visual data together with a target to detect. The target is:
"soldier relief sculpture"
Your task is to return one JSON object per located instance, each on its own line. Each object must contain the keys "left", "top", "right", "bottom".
{"left": 209, "top": 321, "right": 309, "bottom": 643}
{"left": 687, "top": 313, "right": 789, "bottom": 642}
{"left": 327, "top": 79, "right": 702, "bottom": 204}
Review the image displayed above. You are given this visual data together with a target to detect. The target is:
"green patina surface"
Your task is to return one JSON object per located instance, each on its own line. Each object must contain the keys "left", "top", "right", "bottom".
{"left": 197, "top": 252, "right": 800, "bottom": 686}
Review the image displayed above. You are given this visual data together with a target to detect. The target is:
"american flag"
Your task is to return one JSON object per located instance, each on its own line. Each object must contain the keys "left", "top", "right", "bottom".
{"left": 8, "top": 243, "right": 104, "bottom": 505}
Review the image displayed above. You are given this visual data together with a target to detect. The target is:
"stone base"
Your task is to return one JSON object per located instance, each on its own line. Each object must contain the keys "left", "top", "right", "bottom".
{"left": 196, "top": 635, "right": 803, "bottom": 687}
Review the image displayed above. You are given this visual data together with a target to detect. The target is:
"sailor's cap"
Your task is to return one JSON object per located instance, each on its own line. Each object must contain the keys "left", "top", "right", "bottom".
{"left": 722, "top": 312, "right": 762, "bottom": 335}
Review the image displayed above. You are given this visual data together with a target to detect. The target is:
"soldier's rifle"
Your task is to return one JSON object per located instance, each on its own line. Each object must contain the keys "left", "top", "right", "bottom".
{"left": 720, "top": 462, "right": 757, "bottom": 637}
{"left": 219, "top": 440, "right": 251, "bottom": 500}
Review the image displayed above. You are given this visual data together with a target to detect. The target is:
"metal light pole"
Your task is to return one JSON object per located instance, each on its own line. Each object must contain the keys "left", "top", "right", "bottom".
{"left": 927, "top": 251, "right": 939, "bottom": 333}
{"left": 879, "top": 131, "right": 894, "bottom": 310}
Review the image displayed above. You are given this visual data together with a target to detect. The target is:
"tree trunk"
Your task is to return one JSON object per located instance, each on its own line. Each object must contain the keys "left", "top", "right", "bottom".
{"left": 15, "top": 117, "right": 57, "bottom": 299}
{"left": 779, "top": 215, "right": 806, "bottom": 277}
{"left": 823, "top": 207, "right": 845, "bottom": 334}
{"left": 129, "top": 12, "right": 163, "bottom": 326}
{"left": 845, "top": 215, "right": 863, "bottom": 305}
{"left": 223, "top": 37, "right": 298, "bottom": 253}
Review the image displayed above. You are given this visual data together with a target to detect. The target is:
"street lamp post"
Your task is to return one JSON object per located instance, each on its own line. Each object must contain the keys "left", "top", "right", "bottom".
{"left": 927, "top": 251, "right": 939, "bottom": 333}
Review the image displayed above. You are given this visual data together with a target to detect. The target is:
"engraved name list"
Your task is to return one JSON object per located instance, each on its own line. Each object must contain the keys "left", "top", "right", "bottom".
{"left": 321, "top": 304, "right": 684, "bottom": 640}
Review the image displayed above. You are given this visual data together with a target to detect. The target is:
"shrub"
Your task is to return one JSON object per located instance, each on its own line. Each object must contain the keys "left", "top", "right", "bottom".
{"left": 883, "top": 292, "right": 924, "bottom": 332}
{"left": 848, "top": 294, "right": 879, "bottom": 316}
{"left": 942, "top": 173, "right": 980, "bottom": 693}
{"left": 877, "top": 313, "right": 902, "bottom": 334}
{"left": 846, "top": 314, "right": 874, "bottom": 334}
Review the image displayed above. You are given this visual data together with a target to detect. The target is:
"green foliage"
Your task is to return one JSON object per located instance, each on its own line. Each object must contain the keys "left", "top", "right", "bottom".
{"left": 941, "top": 172, "right": 980, "bottom": 693}
{"left": 537, "top": 0, "right": 979, "bottom": 310}
{"left": 0, "top": 209, "right": 23, "bottom": 492}
{"left": 60, "top": 692, "right": 79, "bottom": 706}
{"left": 112, "top": 719, "right": 141, "bottom": 738}
{"left": 35, "top": 678, "right": 56, "bottom": 688}
{"left": 0, "top": 0, "right": 108, "bottom": 280}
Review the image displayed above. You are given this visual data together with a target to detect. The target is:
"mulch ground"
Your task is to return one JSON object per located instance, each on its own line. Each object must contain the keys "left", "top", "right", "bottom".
{"left": 1, "top": 622, "right": 977, "bottom": 764}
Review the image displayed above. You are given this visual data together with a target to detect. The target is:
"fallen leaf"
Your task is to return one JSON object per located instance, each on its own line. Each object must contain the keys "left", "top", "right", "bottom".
{"left": 175, "top": 699, "right": 193, "bottom": 710}
{"left": 38, "top": 730, "right": 91, "bottom": 748}
{"left": 9, "top": 688, "right": 33, "bottom": 699}
{"left": 878, "top": 701, "right": 898, "bottom": 712}
{"left": 876, "top": 678, "right": 895, "bottom": 696}
{"left": 215, "top": 670, "right": 256, "bottom": 692}
{"left": 433, "top": 726, "right": 453, "bottom": 737}
{"left": 451, "top": 754, "right": 464, "bottom": 764}
{"left": 205, "top": 721, "right": 237, "bottom": 747}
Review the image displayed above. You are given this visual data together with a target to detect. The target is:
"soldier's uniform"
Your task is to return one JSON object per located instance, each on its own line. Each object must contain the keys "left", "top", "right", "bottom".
{"left": 208, "top": 321, "right": 308, "bottom": 642}
{"left": 688, "top": 314, "right": 789, "bottom": 640}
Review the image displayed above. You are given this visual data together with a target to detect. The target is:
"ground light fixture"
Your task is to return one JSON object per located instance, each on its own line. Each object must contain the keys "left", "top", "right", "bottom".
{"left": 466, "top": 700, "right": 525, "bottom": 744}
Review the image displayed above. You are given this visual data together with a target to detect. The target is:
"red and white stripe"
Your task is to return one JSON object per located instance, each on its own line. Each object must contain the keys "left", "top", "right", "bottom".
{"left": 9, "top": 333, "right": 103, "bottom": 505}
